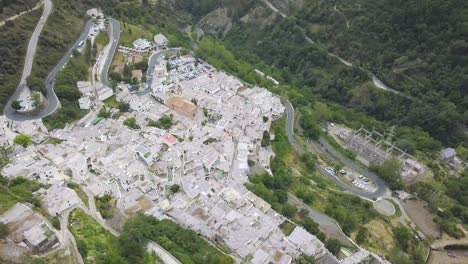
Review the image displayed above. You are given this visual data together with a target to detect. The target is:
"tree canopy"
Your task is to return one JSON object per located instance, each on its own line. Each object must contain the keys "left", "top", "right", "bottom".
{"left": 14, "top": 134, "right": 33, "bottom": 147}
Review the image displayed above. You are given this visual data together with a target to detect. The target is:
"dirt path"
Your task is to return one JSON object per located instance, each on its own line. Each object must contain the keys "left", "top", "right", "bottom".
{"left": 0, "top": 0, "right": 42, "bottom": 27}
{"left": 333, "top": 5, "right": 350, "bottom": 29}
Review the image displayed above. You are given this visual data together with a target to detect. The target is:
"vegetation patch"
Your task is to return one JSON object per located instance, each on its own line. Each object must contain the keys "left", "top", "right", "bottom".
{"left": 68, "top": 208, "right": 126, "bottom": 263}
{"left": 42, "top": 50, "right": 89, "bottom": 130}
{"left": 67, "top": 182, "right": 89, "bottom": 207}
{"left": 95, "top": 194, "right": 114, "bottom": 219}
{"left": 120, "top": 23, "right": 153, "bottom": 47}
{"left": 279, "top": 221, "right": 296, "bottom": 236}
{"left": 94, "top": 31, "right": 109, "bottom": 54}
{"left": 119, "top": 214, "right": 233, "bottom": 264}
{"left": 0, "top": 8, "right": 40, "bottom": 112}
{"left": 148, "top": 114, "right": 174, "bottom": 130}
{"left": 0, "top": 176, "right": 44, "bottom": 214}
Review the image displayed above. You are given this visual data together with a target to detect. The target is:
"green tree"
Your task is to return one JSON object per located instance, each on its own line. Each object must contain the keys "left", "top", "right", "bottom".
{"left": 11, "top": 100, "right": 21, "bottom": 110}
{"left": 14, "top": 134, "right": 33, "bottom": 147}
{"left": 295, "top": 254, "right": 316, "bottom": 264}
{"left": 109, "top": 72, "right": 122, "bottom": 82}
{"left": 31, "top": 92, "right": 41, "bottom": 107}
{"left": 301, "top": 217, "right": 320, "bottom": 235}
{"left": 124, "top": 118, "right": 140, "bottom": 129}
{"left": 376, "top": 158, "right": 403, "bottom": 190}
{"left": 281, "top": 204, "right": 297, "bottom": 218}
{"left": 392, "top": 225, "right": 413, "bottom": 252}
{"left": 51, "top": 217, "right": 61, "bottom": 230}
{"left": 356, "top": 227, "right": 368, "bottom": 245}
{"left": 261, "top": 130, "right": 271, "bottom": 147}
{"left": 98, "top": 107, "right": 112, "bottom": 119}
{"left": 170, "top": 184, "right": 180, "bottom": 193}
{"left": 118, "top": 102, "right": 130, "bottom": 112}
{"left": 26, "top": 76, "right": 46, "bottom": 93}
{"left": 325, "top": 239, "right": 341, "bottom": 255}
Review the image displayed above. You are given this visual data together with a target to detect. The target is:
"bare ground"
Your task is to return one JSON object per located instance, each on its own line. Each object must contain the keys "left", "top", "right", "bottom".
{"left": 429, "top": 250, "right": 468, "bottom": 264}
{"left": 402, "top": 199, "right": 440, "bottom": 238}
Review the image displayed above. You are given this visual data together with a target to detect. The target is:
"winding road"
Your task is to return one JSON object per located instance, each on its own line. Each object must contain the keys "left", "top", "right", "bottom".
{"left": 285, "top": 101, "right": 388, "bottom": 199}
{"left": 261, "top": 0, "right": 412, "bottom": 100}
{"left": 100, "top": 18, "right": 120, "bottom": 86}
{"left": 4, "top": 12, "right": 121, "bottom": 120}
{"left": 3, "top": 0, "right": 52, "bottom": 120}
{"left": 4, "top": 16, "right": 93, "bottom": 121}
{"left": 137, "top": 47, "right": 181, "bottom": 96}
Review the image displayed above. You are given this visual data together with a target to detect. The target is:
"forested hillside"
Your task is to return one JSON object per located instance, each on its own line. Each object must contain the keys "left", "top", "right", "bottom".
{"left": 186, "top": 0, "right": 467, "bottom": 146}
{"left": 292, "top": 0, "right": 468, "bottom": 144}
{"left": 0, "top": 0, "right": 38, "bottom": 20}
{"left": 0, "top": 7, "right": 40, "bottom": 111}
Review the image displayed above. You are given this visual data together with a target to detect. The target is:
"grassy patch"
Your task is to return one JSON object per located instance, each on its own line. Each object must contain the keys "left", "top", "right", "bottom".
{"left": 68, "top": 208, "right": 125, "bottom": 263}
{"left": 0, "top": 176, "right": 44, "bottom": 214}
{"left": 95, "top": 31, "right": 109, "bottom": 54}
{"left": 271, "top": 116, "right": 293, "bottom": 160}
{"left": 103, "top": 95, "right": 120, "bottom": 108}
{"left": 95, "top": 194, "right": 114, "bottom": 219}
{"left": 120, "top": 23, "right": 153, "bottom": 47}
{"left": 279, "top": 221, "right": 296, "bottom": 236}
{"left": 46, "top": 138, "right": 65, "bottom": 145}
{"left": 67, "top": 182, "right": 89, "bottom": 207}
{"left": 353, "top": 219, "right": 395, "bottom": 256}
{"left": 42, "top": 48, "right": 90, "bottom": 130}
{"left": 121, "top": 215, "right": 233, "bottom": 264}
{"left": 30, "top": 0, "right": 93, "bottom": 93}
{"left": 110, "top": 51, "right": 124, "bottom": 69}
{"left": 323, "top": 134, "right": 357, "bottom": 161}
{"left": 0, "top": 0, "right": 38, "bottom": 20}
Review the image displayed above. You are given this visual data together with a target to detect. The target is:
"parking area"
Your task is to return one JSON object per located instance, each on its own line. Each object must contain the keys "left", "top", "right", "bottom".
{"left": 325, "top": 166, "right": 377, "bottom": 193}
{"left": 17, "top": 88, "right": 34, "bottom": 112}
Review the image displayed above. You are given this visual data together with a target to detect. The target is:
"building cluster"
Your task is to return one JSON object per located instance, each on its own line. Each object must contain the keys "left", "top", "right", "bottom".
{"left": 340, "top": 128, "right": 426, "bottom": 182}
{"left": 439, "top": 147, "right": 468, "bottom": 173}
{"left": 0, "top": 203, "right": 59, "bottom": 253}
{"left": 0, "top": 55, "right": 331, "bottom": 263}
{"left": 119, "top": 33, "right": 169, "bottom": 53}
{"left": 77, "top": 81, "right": 114, "bottom": 110}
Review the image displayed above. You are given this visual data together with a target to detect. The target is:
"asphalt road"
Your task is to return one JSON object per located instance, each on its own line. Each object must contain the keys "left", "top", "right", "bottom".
{"left": 137, "top": 47, "right": 181, "bottom": 96}
{"left": 100, "top": 18, "right": 120, "bottom": 86}
{"left": 317, "top": 136, "right": 388, "bottom": 198}
{"left": 284, "top": 101, "right": 388, "bottom": 199}
{"left": 4, "top": 18, "right": 93, "bottom": 121}
{"left": 3, "top": 0, "right": 52, "bottom": 120}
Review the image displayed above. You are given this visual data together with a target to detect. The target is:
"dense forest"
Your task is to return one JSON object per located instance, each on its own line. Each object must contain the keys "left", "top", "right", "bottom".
{"left": 225, "top": 6, "right": 466, "bottom": 146}
{"left": 293, "top": 0, "right": 468, "bottom": 145}
{"left": 0, "top": 0, "right": 38, "bottom": 20}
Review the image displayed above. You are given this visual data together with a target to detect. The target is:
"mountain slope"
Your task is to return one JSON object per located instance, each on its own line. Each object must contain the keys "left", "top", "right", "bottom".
{"left": 191, "top": 0, "right": 468, "bottom": 145}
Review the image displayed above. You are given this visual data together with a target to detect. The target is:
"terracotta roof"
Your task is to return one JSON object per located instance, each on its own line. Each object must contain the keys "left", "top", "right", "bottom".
{"left": 167, "top": 96, "right": 197, "bottom": 114}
